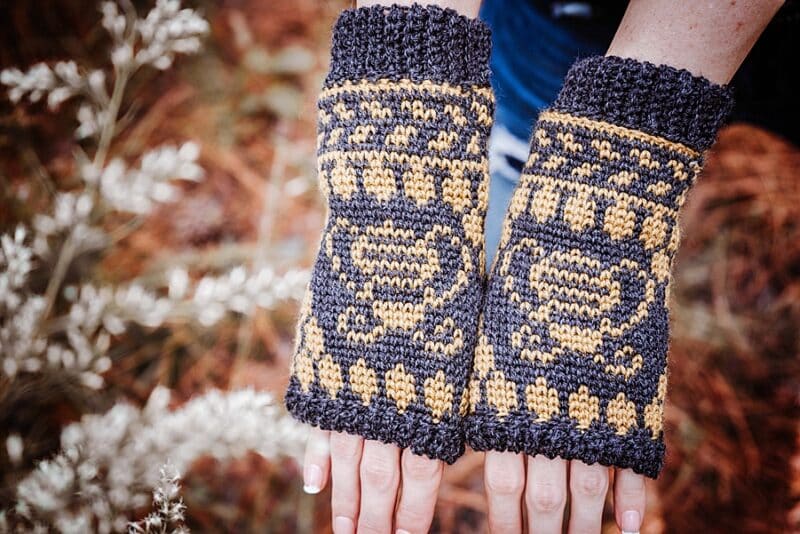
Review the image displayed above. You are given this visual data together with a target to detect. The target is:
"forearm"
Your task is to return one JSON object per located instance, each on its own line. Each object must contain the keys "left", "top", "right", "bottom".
{"left": 357, "top": 0, "right": 481, "bottom": 19}
{"left": 607, "top": 0, "right": 784, "bottom": 84}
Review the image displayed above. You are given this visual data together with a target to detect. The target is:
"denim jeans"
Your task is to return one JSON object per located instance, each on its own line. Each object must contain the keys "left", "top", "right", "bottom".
{"left": 480, "top": 0, "right": 800, "bottom": 272}
{"left": 480, "top": 1, "right": 618, "bottom": 270}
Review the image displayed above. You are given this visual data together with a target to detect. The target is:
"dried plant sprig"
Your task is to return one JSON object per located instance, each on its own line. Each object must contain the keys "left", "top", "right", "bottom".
{"left": 0, "top": 226, "right": 34, "bottom": 310}
{"left": 173, "top": 266, "right": 310, "bottom": 326}
{"left": 14, "top": 387, "right": 306, "bottom": 533}
{"left": 0, "top": 61, "right": 108, "bottom": 109}
{"left": 0, "top": 231, "right": 307, "bottom": 382}
{"left": 1, "top": 2, "right": 310, "bottom": 531}
{"left": 130, "top": 0, "right": 210, "bottom": 70}
{"left": 0, "top": 1, "right": 212, "bottom": 388}
{"left": 86, "top": 142, "right": 204, "bottom": 215}
{"left": 127, "top": 462, "right": 189, "bottom": 534}
{"left": 1, "top": 1, "right": 208, "bottom": 134}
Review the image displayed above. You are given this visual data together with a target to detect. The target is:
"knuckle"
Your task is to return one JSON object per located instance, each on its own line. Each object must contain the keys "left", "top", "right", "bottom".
{"left": 329, "top": 432, "right": 360, "bottom": 460}
{"left": 402, "top": 452, "right": 442, "bottom": 481}
{"left": 331, "top": 491, "right": 358, "bottom": 518}
{"left": 489, "top": 517, "right": 520, "bottom": 533}
{"left": 396, "top": 505, "right": 429, "bottom": 532}
{"left": 360, "top": 454, "right": 398, "bottom": 489}
{"left": 619, "top": 476, "right": 646, "bottom": 497}
{"left": 332, "top": 504, "right": 358, "bottom": 522}
{"left": 484, "top": 467, "right": 524, "bottom": 496}
{"left": 526, "top": 482, "right": 565, "bottom": 514}
{"left": 619, "top": 482, "right": 646, "bottom": 501}
{"left": 356, "top": 522, "right": 384, "bottom": 534}
{"left": 572, "top": 469, "right": 608, "bottom": 498}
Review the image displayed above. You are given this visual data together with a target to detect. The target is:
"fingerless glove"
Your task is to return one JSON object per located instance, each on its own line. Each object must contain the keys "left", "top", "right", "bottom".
{"left": 465, "top": 56, "right": 733, "bottom": 477}
{"left": 285, "top": 5, "right": 494, "bottom": 463}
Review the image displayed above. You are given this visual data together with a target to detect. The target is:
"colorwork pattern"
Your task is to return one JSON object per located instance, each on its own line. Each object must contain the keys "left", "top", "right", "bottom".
{"left": 285, "top": 5, "right": 494, "bottom": 463}
{"left": 465, "top": 56, "right": 733, "bottom": 478}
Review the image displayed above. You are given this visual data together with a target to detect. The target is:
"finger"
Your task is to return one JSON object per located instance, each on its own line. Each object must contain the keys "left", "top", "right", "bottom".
{"left": 357, "top": 440, "right": 401, "bottom": 533}
{"left": 395, "top": 449, "right": 444, "bottom": 534}
{"left": 484, "top": 451, "right": 525, "bottom": 533}
{"left": 525, "top": 455, "right": 567, "bottom": 533}
{"left": 330, "top": 432, "right": 363, "bottom": 534}
{"left": 303, "top": 427, "right": 330, "bottom": 494}
{"left": 567, "top": 460, "right": 610, "bottom": 534}
{"left": 614, "top": 468, "right": 646, "bottom": 534}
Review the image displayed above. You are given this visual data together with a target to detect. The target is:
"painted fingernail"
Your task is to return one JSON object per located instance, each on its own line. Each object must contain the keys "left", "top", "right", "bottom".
{"left": 621, "top": 509, "right": 641, "bottom": 534}
{"left": 334, "top": 516, "right": 354, "bottom": 534}
{"left": 303, "top": 464, "right": 322, "bottom": 494}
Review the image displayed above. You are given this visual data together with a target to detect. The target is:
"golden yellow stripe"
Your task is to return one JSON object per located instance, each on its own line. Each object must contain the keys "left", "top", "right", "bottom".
{"left": 319, "top": 149, "right": 488, "bottom": 173}
{"left": 523, "top": 173, "right": 678, "bottom": 219}
{"left": 320, "top": 78, "right": 494, "bottom": 102}
{"left": 539, "top": 111, "right": 699, "bottom": 159}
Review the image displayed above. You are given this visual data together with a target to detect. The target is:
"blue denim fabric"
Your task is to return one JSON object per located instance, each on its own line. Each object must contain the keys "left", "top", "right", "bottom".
{"left": 480, "top": 1, "right": 619, "bottom": 270}
{"left": 484, "top": 124, "right": 529, "bottom": 272}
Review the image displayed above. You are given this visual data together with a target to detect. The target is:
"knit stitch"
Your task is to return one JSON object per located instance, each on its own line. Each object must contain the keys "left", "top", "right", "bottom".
{"left": 284, "top": 5, "right": 494, "bottom": 464}
{"left": 464, "top": 56, "right": 733, "bottom": 478}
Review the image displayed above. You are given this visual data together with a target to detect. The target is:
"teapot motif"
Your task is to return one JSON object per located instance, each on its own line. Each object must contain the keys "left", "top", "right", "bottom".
{"left": 325, "top": 217, "right": 474, "bottom": 358}
{"left": 497, "top": 236, "right": 655, "bottom": 375}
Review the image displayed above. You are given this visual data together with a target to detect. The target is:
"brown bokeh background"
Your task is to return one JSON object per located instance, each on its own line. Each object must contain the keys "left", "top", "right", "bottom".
{"left": 1, "top": 1, "right": 799, "bottom": 532}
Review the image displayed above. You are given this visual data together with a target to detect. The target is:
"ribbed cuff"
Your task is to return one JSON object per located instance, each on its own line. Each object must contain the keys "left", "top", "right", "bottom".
{"left": 285, "top": 380, "right": 466, "bottom": 464}
{"left": 325, "top": 4, "right": 492, "bottom": 86}
{"left": 465, "top": 412, "right": 665, "bottom": 478}
{"left": 552, "top": 55, "right": 734, "bottom": 152}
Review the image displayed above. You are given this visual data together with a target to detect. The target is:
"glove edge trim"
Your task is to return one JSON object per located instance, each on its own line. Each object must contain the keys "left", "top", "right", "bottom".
{"left": 285, "top": 381, "right": 466, "bottom": 464}
{"left": 464, "top": 412, "right": 665, "bottom": 478}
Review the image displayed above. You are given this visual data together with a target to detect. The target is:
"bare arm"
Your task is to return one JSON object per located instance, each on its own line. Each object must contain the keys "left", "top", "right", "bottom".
{"left": 476, "top": 2, "right": 786, "bottom": 534}
{"left": 302, "top": 3, "right": 485, "bottom": 534}
{"left": 608, "top": 0, "right": 784, "bottom": 84}
{"left": 305, "top": 2, "right": 786, "bottom": 534}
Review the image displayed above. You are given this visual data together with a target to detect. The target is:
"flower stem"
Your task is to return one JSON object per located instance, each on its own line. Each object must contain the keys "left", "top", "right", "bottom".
{"left": 39, "top": 62, "right": 133, "bottom": 327}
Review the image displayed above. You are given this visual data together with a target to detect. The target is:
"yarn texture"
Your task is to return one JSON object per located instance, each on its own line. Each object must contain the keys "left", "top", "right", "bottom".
{"left": 464, "top": 56, "right": 733, "bottom": 478}
{"left": 285, "top": 5, "right": 494, "bottom": 463}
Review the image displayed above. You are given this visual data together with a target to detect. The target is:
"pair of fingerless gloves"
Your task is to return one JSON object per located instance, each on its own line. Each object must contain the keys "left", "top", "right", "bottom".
{"left": 285, "top": 4, "right": 733, "bottom": 478}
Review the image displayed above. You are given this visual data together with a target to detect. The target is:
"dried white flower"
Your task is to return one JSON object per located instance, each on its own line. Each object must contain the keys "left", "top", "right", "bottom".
{"left": 1, "top": 63, "right": 59, "bottom": 105}
{"left": 0, "top": 226, "right": 35, "bottom": 310}
{"left": 112, "top": 284, "right": 173, "bottom": 329}
{"left": 32, "top": 192, "right": 106, "bottom": 256}
{"left": 33, "top": 193, "right": 93, "bottom": 236}
{"left": 0, "top": 61, "right": 107, "bottom": 110}
{"left": 7, "top": 434, "right": 24, "bottom": 466}
{"left": 133, "top": 0, "right": 209, "bottom": 70}
{"left": 127, "top": 462, "right": 187, "bottom": 534}
{"left": 101, "top": 1, "right": 128, "bottom": 42}
{"left": 0, "top": 2, "right": 312, "bottom": 529}
{"left": 76, "top": 103, "right": 110, "bottom": 139}
{"left": 167, "top": 269, "right": 189, "bottom": 300}
{"left": 94, "top": 143, "right": 203, "bottom": 214}
{"left": 191, "top": 267, "right": 309, "bottom": 326}
{"left": 0, "top": 296, "right": 47, "bottom": 378}
{"left": 16, "top": 388, "right": 306, "bottom": 532}
{"left": 111, "top": 44, "right": 135, "bottom": 70}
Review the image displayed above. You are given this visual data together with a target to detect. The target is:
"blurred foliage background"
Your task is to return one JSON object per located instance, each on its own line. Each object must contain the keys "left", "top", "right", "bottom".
{"left": 1, "top": 0, "right": 799, "bottom": 532}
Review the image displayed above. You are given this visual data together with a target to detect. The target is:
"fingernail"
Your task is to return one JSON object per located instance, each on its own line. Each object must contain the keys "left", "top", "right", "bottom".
{"left": 396, "top": 530, "right": 411, "bottom": 534}
{"left": 303, "top": 464, "right": 322, "bottom": 494}
{"left": 621, "top": 509, "right": 641, "bottom": 534}
{"left": 334, "top": 516, "right": 354, "bottom": 534}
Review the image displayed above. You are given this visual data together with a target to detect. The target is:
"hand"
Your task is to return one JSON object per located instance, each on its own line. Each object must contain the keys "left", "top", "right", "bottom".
{"left": 483, "top": 452, "right": 646, "bottom": 533}
{"left": 303, "top": 428, "right": 444, "bottom": 534}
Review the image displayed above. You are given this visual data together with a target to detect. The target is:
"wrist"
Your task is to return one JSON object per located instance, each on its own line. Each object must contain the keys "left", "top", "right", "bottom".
{"left": 551, "top": 55, "right": 734, "bottom": 152}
